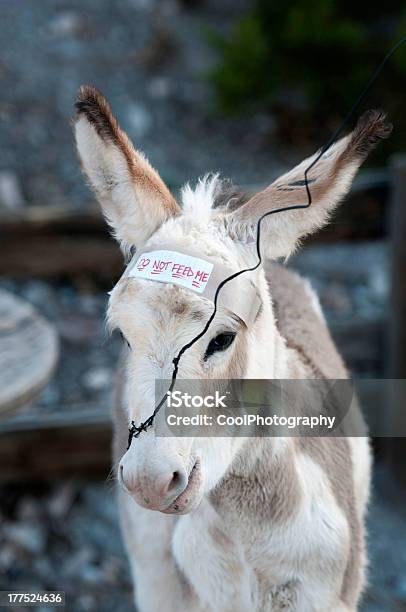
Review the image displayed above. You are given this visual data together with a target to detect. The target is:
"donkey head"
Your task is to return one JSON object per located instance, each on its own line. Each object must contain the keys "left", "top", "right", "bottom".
{"left": 75, "top": 86, "right": 391, "bottom": 514}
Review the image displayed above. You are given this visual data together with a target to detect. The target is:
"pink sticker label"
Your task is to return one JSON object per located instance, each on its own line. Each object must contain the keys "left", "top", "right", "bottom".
{"left": 128, "top": 250, "right": 214, "bottom": 294}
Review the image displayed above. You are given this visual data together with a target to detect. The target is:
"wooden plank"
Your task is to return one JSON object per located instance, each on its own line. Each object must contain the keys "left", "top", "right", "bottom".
{"left": 0, "top": 205, "right": 123, "bottom": 282}
{"left": 0, "top": 406, "right": 112, "bottom": 481}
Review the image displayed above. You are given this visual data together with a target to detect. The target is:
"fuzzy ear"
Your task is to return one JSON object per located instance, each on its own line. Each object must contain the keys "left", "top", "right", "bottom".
{"left": 226, "top": 110, "right": 392, "bottom": 259}
{"left": 74, "top": 86, "right": 180, "bottom": 251}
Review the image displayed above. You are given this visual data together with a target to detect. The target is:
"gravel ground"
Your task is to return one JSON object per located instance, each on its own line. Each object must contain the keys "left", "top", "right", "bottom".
{"left": 0, "top": 0, "right": 287, "bottom": 214}
{"left": 0, "top": 481, "right": 133, "bottom": 612}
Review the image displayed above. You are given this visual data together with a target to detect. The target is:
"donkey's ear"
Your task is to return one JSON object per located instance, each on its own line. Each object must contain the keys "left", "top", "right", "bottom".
{"left": 226, "top": 110, "right": 392, "bottom": 259}
{"left": 74, "top": 86, "right": 180, "bottom": 251}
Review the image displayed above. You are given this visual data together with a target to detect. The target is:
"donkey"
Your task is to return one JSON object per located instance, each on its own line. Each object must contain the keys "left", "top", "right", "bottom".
{"left": 74, "top": 85, "right": 391, "bottom": 612}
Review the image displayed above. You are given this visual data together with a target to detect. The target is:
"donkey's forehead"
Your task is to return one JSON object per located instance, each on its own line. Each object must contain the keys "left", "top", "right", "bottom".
{"left": 108, "top": 277, "right": 213, "bottom": 331}
{"left": 108, "top": 223, "right": 263, "bottom": 334}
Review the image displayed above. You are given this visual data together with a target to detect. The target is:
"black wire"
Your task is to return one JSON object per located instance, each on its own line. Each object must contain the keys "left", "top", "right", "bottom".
{"left": 127, "top": 35, "right": 406, "bottom": 449}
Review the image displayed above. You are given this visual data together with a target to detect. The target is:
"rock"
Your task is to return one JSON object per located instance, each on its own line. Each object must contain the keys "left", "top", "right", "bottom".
{"left": 321, "top": 283, "right": 352, "bottom": 316}
{"left": 126, "top": 0, "right": 155, "bottom": 8}
{"left": 395, "top": 576, "right": 406, "bottom": 600}
{"left": 62, "top": 547, "right": 95, "bottom": 578}
{"left": 126, "top": 103, "right": 153, "bottom": 139}
{"left": 83, "top": 367, "right": 112, "bottom": 391}
{"left": 32, "top": 557, "right": 55, "bottom": 580}
{"left": 82, "top": 485, "right": 119, "bottom": 524}
{"left": 47, "top": 482, "right": 76, "bottom": 519}
{"left": 21, "top": 281, "right": 56, "bottom": 313}
{"left": 56, "top": 314, "right": 99, "bottom": 342}
{"left": 81, "top": 563, "right": 104, "bottom": 584}
{"left": 16, "top": 496, "right": 42, "bottom": 521}
{"left": 62, "top": 547, "right": 106, "bottom": 584}
{"left": 38, "top": 384, "right": 61, "bottom": 407}
{"left": 0, "top": 171, "right": 25, "bottom": 211}
{"left": 6, "top": 523, "right": 46, "bottom": 555}
{"left": 148, "top": 77, "right": 171, "bottom": 99}
{"left": 369, "top": 266, "right": 389, "bottom": 300}
{"left": 48, "top": 11, "right": 86, "bottom": 38}
{"left": 100, "top": 556, "right": 124, "bottom": 583}
{"left": 77, "top": 594, "right": 97, "bottom": 611}
{"left": 78, "top": 295, "right": 104, "bottom": 316}
{"left": 0, "top": 543, "right": 17, "bottom": 570}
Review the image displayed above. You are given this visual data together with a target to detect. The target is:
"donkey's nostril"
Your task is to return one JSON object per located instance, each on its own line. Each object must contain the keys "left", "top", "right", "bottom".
{"left": 119, "top": 464, "right": 125, "bottom": 484}
{"left": 168, "top": 471, "right": 181, "bottom": 492}
{"left": 156, "top": 469, "right": 188, "bottom": 500}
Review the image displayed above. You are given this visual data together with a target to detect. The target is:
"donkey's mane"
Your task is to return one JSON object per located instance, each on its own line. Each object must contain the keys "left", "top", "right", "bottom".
{"left": 179, "top": 174, "right": 250, "bottom": 224}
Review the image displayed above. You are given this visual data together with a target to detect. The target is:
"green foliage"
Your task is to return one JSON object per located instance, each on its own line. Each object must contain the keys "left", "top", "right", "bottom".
{"left": 208, "top": 0, "right": 406, "bottom": 140}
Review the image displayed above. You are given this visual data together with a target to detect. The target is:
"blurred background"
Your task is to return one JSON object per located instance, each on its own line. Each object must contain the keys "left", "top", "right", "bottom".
{"left": 0, "top": 1, "right": 405, "bottom": 610}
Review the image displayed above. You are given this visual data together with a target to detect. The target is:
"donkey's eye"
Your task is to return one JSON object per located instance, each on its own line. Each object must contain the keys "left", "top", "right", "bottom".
{"left": 204, "top": 332, "right": 236, "bottom": 360}
{"left": 120, "top": 332, "right": 131, "bottom": 349}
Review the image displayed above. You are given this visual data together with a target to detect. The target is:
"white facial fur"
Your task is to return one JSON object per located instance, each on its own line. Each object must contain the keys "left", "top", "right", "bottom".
{"left": 107, "top": 204, "right": 280, "bottom": 503}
